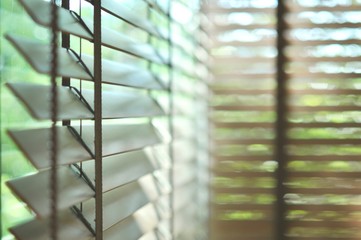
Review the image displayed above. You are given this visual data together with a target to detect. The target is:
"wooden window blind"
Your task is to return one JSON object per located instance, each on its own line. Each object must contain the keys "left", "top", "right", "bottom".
{"left": 208, "top": 1, "right": 277, "bottom": 239}
{"left": 4, "top": 0, "right": 361, "bottom": 239}
{"left": 284, "top": 1, "right": 361, "bottom": 239}
{"left": 208, "top": 0, "right": 361, "bottom": 239}
{"left": 1, "top": 0, "right": 210, "bottom": 239}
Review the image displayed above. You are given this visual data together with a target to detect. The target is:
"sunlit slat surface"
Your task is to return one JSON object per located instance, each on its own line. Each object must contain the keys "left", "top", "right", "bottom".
{"left": 8, "top": 124, "right": 163, "bottom": 169}
{"left": 18, "top": 0, "right": 166, "bottom": 63}
{"left": 10, "top": 210, "right": 93, "bottom": 240}
{"left": 8, "top": 83, "right": 164, "bottom": 120}
{"left": 82, "top": 174, "right": 171, "bottom": 231}
{"left": 81, "top": 146, "right": 170, "bottom": 192}
{"left": 7, "top": 147, "right": 171, "bottom": 219}
{"left": 102, "top": 202, "right": 168, "bottom": 239}
{"left": 7, "top": 167, "right": 94, "bottom": 217}
{"left": 6, "top": 34, "right": 166, "bottom": 89}
{"left": 99, "top": 0, "right": 167, "bottom": 39}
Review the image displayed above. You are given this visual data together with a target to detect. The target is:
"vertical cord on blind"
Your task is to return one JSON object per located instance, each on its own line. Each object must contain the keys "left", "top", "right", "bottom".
{"left": 49, "top": 1, "right": 59, "bottom": 240}
{"left": 275, "top": 0, "right": 288, "bottom": 239}
{"left": 78, "top": 0, "right": 84, "bottom": 212}
{"left": 93, "top": 1, "right": 103, "bottom": 239}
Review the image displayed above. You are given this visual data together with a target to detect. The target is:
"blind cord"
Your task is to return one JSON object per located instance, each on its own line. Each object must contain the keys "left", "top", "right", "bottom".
{"left": 93, "top": 1, "right": 103, "bottom": 239}
{"left": 50, "top": 1, "right": 59, "bottom": 240}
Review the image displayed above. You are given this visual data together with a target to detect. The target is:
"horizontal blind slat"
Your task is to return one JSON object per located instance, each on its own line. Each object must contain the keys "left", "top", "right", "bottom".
{"left": 211, "top": 23, "right": 275, "bottom": 32}
{"left": 83, "top": 174, "right": 171, "bottom": 231}
{"left": 211, "top": 220, "right": 273, "bottom": 232}
{"left": 288, "top": 155, "right": 361, "bottom": 161}
{"left": 288, "top": 139, "right": 361, "bottom": 144}
{"left": 286, "top": 3, "right": 361, "bottom": 12}
{"left": 8, "top": 123, "right": 163, "bottom": 169}
{"left": 10, "top": 210, "right": 93, "bottom": 240}
{"left": 206, "top": 6, "right": 275, "bottom": 14}
{"left": 82, "top": 146, "right": 170, "bottom": 192}
{"left": 102, "top": 202, "right": 166, "bottom": 240}
{"left": 6, "top": 166, "right": 94, "bottom": 217}
{"left": 211, "top": 39, "right": 276, "bottom": 47}
{"left": 287, "top": 22, "right": 361, "bottom": 29}
{"left": 7, "top": 82, "right": 92, "bottom": 120}
{"left": 6, "top": 34, "right": 166, "bottom": 89}
{"left": 18, "top": 0, "right": 166, "bottom": 63}
{"left": 287, "top": 220, "right": 361, "bottom": 228}
{"left": 99, "top": 0, "right": 167, "bottom": 39}
{"left": 286, "top": 187, "right": 361, "bottom": 195}
{"left": 9, "top": 172, "right": 171, "bottom": 237}
{"left": 212, "top": 187, "right": 274, "bottom": 194}
{"left": 287, "top": 172, "right": 361, "bottom": 178}
{"left": 8, "top": 83, "right": 164, "bottom": 120}
{"left": 288, "top": 204, "right": 361, "bottom": 211}
{"left": 286, "top": 39, "right": 361, "bottom": 46}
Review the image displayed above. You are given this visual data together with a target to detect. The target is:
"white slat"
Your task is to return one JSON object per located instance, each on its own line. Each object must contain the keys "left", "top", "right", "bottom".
{"left": 7, "top": 82, "right": 164, "bottom": 120}
{"left": 6, "top": 167, "right": 94, "bottom": 217}
{"left": 10, "top": 210, "right": 93, "bottom": 240}
{"left": 8, "top": 123, "right": 163, "bottom": 169}
{"left": 6, "top": 34, "right": 166, "bottom": 90}
{"left": 7, "top": 83, "right": 93, "bottom": 120}
{"left": 102, "top": 202, "right": 167, "bottom": 240}
{"left": 100, "top": 0, "right": 167, "bottom": 39}
{"left": 82, "top": 173, "right": 171, "bottom": 231}
{"left": 18, "top": 0, "right": 166, "bottom": 63}
{"left": 82, "top": 146, "right": 170, "bottom": 192}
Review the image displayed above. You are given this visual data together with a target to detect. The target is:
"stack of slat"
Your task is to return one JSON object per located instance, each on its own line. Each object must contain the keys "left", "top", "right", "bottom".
{"left": 207, "top": 1, "right": 277, "bottom": 239}
{"left": 284, "top": 0, "right": 361, "bottom": 239}
{"left": 169, "top": 1, "right": 210, "bottom": 239}
{"left": 4, "top": 0, "right": 209, "bottom": 239}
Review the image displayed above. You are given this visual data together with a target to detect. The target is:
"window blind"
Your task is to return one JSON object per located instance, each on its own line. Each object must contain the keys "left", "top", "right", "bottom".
{"left": 2, "top": 0, "right": 209, "bottom": 239}
{"left": 207, "top": 1, "right": 278, "bottom": 239}
{"left": 208, "top": 0, "right": 361, "bottom": 239}
{"left": 284, "top": 0, "right": 361, "bottom": 239}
